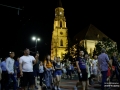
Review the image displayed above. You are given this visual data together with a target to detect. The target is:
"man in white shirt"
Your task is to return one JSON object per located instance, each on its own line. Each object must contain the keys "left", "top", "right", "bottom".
{"left": 19, "top": 48, "right": 36, "bottom": 90}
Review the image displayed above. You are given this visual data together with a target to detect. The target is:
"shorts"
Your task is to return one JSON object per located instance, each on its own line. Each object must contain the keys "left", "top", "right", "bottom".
{"left": 33, "top": 69, "right": 39, "bottom": 77}
{"left": 78, "top": 69, "right": 88, "bottom": 81}
{"left": 21, "top": 72, "right": 35, "bottom": 87}
{"left": 55, "top": 70, "right": 62, "bottom": 76}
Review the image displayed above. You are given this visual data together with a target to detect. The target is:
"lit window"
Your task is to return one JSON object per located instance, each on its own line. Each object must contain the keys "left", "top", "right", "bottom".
{"left": 60, "top": 21, "right": 62, "bottom": 27}
{"left": 60, "top": 39, "right": 63, "bottom": 46}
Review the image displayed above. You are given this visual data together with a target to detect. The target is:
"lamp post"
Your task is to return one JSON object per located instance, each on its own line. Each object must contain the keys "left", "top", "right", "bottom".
{"left": 32, "top": 36, "right": 40, "bottom": 52}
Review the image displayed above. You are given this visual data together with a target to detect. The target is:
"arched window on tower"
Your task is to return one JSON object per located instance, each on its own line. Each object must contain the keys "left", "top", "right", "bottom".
{"left": 60, "top": 39, "right": 63, "bottom": 46}
{"left": 60, "top": 21, "right": 62, "bottom": 27}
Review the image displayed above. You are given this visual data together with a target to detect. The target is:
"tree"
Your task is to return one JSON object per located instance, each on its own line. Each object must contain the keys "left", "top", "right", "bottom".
{"left": 64, "top": 39, "right": 88, "bottom": 60}
{"left": 64, "top": 37, "right": 73, "bottom": 60}
{"left": 75, "top": 42, "right": 88, "bottom": 57}
{"left": 93, "top": 37, "right": 118, "bottom": 56}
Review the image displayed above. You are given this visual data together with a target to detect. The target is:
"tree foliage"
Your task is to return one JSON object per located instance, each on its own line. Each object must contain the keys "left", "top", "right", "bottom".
{"left": 64, "top": 37, "right": 73, "bottom": 60}
{"left": 75, "top": 42, "right": 88, "bottom": 57}
{"left": 64, "top": 40, "right": 88, "bottom": 60}
{"left": 93, "top": 37, "right": 117, "bottom": 56}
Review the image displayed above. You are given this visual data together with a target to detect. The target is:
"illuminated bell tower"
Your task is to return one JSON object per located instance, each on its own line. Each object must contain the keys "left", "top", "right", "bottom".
{"left": 51, "top": 0, "right": 68, "bottom": 60}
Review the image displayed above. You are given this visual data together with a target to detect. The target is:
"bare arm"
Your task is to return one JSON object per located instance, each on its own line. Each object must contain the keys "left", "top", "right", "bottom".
{"left": 44, "top": 61, "right": 47, "bottom": 70}
{"left": 107, "top": 61, "right": 112, "bottom": 69}
{"left": 106, "top": 56, "right": 112, "bottom": 69}
{"left": 60, "top": 63, "right": 63, "bottom": 69}
{"left": 19, "top": 57, "right": 23, "bottom": 76}
{"left": 33, "top": 59, "right": 36, "bottom": 65}
{"left": 76, "top": 61, "right": 81, "bottom": 72}
{"left": 19, "top": 63, "right": 22, "bottom": 73}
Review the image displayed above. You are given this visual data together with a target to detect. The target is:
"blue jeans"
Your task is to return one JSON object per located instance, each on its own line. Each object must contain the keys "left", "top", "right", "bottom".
{"left": 7, "top": 74, "right": 17, "bottom": 90}
{"left": 101, "top": 71, "right": 107, "bottom": 90}
{"left": 44, "top": 70, "right": 52, "bottom": 87}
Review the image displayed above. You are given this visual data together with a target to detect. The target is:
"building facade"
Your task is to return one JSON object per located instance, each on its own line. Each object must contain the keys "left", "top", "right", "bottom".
{"left": 73, "top": 24, "right": 116, "bottom": 57}
{"left": 51, "top": 4, "right": 68, "bottom": 60}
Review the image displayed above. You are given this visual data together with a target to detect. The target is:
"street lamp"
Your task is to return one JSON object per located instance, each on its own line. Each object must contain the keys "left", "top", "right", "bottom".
{"left": 32, "top": 36, "right": 40, "bottom": 52}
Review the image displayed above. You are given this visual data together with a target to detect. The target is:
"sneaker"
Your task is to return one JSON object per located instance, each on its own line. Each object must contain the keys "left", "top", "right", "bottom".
{"left": 58, "top": 87, "right": 61, "bottom": 90}
{"left": 54, "top": 86, "right": 57, "bottom": 90}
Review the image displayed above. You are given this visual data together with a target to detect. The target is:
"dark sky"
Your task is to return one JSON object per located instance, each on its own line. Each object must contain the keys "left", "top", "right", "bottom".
{"left": 0, "top": 0, "right": 119, "bottom": 58}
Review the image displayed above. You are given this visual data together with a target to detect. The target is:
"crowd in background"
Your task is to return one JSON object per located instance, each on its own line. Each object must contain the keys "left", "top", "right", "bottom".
{"left": 0, "top": 48, "right": 120, "bottom": 90}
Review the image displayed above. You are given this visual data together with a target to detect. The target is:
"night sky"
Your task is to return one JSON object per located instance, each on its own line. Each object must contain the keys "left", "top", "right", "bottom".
{"left": 0, "top": 0, "right": 119, "bottom": 59}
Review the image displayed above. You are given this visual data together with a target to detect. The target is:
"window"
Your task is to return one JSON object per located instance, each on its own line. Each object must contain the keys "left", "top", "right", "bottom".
{"left": 60, "top": 32, "right": 63, "bottom": 35}
{"left": 60, "top": 21, "right": 62, "bottom": 27}
{"left": 60, "top": 39, "right": 63, "bottom": 46}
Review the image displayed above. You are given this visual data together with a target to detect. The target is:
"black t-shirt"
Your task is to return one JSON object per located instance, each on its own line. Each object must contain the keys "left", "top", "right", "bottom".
{"left": 33, "top": 60, "right": 40, "bottom": 70}
{"left": 111, "top": 56, "right": 117, "bottom": 66}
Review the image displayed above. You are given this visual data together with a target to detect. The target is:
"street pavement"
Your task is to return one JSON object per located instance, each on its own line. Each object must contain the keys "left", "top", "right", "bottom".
{"left": 59, "top": 77, "right": 120, "bottom": 90}
{"left": 37, "top": 76, "right": 102, "bottom": 90}
{"left": 16, "top": 76, "right": 120, "bottom": 90}
{"left": 60, "top": 77, "right": 101, "bottom": 90}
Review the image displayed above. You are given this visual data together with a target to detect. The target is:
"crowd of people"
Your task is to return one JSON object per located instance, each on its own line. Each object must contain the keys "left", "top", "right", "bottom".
{"left": 74, "top": 49, "right": 120, "bottom": 90}
{"left": 0, "top": 48, "right": 119, "bottom": 90}
{"left": 0, "top": 48, "right": 76, "bottom": 90}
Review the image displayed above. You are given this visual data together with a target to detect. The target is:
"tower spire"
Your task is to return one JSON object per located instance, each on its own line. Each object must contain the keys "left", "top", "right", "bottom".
{"left": 58, "top": 0, "right": 62, "bottom": 7}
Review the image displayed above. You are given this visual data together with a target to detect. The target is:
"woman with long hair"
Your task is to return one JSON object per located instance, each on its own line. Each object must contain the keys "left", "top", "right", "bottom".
{"left": 33, "top": 53, "right": 40, "bottom": 89}
{"left": 44, "top": 54, "right": 54, "bottom": 89}
{"left": 54, "top": 57, "right": 62, "bottom": 90}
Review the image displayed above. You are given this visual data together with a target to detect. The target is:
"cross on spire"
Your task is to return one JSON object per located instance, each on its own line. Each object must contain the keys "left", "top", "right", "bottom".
{"left": 58, "top": 0, "right": 62, "bottom": 7}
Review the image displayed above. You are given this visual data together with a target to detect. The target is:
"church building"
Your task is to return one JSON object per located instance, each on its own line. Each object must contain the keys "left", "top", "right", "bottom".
{"left": 73, "top": 24, "right": 116, "bottom": 56}
{"left": 51, "top": 1, "right": 68, "bottom": 60}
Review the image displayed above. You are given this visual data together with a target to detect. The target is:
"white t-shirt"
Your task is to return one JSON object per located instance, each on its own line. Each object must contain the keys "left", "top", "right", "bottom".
{"left": 92, "top": 60, "right": 98, "bottom": 69}
{"left": 19, "top": 55, "right": 35, "bottom": 72}
{"left": 39, "top": 65, "right": 44, "bottom": 73}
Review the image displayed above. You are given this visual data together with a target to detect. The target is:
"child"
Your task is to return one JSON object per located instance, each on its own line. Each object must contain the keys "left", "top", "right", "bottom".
{"left": 39, "top": 61, "right": 44, "bottom": 86}
{"left": 70, "top": 63, "right": 74, "bottom": 78}
{"left": 107, "top": 65, "right": 115, "bottom": 82}
{"left": 62, "top": 63, "right": 67, "bottom": 79}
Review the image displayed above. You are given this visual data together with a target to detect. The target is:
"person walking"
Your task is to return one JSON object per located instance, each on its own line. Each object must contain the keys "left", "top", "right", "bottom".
{"left": 15, "top": 57, "right": 20, "bottom": 88}
{"left": 98, "top": 48, "right": 112, "bottom": 90}
{"left": 44, "top": 54, "right": 54, "bottom": 89}
{"left": 76, "top": 50, "right": 88, "bottom": 90}
{"left": 54, "top": 57, "right": 62, "bottom": 90}
{"left": 33, "top": 52, "right": 40, "bottom": 89}
{"left": 6, "top": 52, "right": 17, "bottom": 90}
{"left": 110, "top": 52, "right": 120, "bottom": 83}
{"left": 19, "top": 48, "right": 36, "bottom": 90}
{"left": 1, "top": 58, "right": 8, "bottom": 90}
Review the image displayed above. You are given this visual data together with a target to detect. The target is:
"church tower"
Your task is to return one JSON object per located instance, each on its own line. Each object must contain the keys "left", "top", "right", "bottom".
{"left": 51, "top": 0, "right": 68, "bottom": 60}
